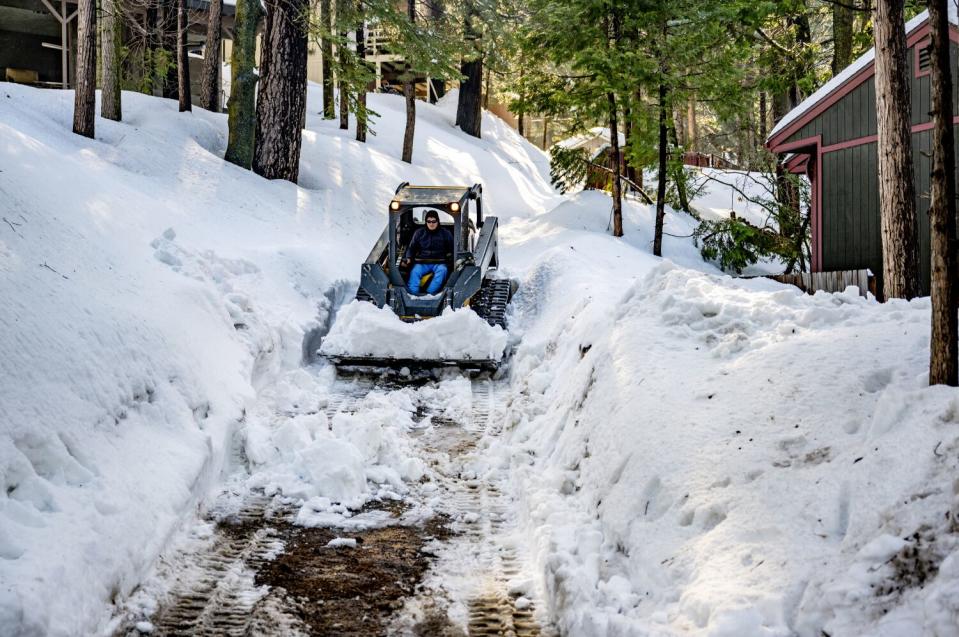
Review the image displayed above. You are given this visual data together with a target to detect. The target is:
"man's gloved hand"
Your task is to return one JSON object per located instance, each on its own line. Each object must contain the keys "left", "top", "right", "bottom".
{"left": 401, "top": 258, "right": 411, "bottom": 268}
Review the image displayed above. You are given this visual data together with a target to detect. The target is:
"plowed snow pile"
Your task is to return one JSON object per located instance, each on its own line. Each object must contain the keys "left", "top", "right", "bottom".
{"left": 496, "top": 252, "right": 959, "bottom": 636}
{"left": 319, "top": 301, "right": 508, "bottom": 361}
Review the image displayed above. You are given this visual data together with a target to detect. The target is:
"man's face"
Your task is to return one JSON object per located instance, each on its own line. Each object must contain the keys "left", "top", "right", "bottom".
{"left": 426, "top": 217, "right": 439, "bottom": 230}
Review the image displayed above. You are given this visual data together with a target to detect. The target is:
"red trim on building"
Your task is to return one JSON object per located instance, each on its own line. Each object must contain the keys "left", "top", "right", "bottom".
{"left": 773, "top": 136, "right": 823, "bottom": 271}
{"left": 785, "top": 153, "right": 809, "bottom": 174}
{"left": 815, "top": 116, "right": 959, "bottom": 154}
{"left": 767, "top": 20, "right": 959, "bottom": 149}
{"left": 821, "top": 135, "right": 879, "bottom": 154}
{"left": 767, "top": 64, "right": 876, "bottom": 149}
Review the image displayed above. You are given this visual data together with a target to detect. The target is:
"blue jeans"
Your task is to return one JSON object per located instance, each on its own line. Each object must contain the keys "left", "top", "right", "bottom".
{"left": 408, "top": 263, "right": 448, "bottom": 294}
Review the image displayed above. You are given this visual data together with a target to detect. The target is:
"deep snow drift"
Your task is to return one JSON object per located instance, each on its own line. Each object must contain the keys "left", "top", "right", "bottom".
{"left": 2, "top": 81, "right": 959, "bottom": 637}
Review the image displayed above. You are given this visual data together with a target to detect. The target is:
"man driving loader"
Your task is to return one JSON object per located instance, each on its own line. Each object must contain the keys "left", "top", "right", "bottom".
{"left": 402, "top": 209, "right": 454, "bottom": 295}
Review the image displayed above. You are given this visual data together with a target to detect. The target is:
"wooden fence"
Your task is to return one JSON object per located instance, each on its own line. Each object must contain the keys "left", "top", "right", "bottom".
{"left": 765, "top": 269, "right": 875, "bottom": 298}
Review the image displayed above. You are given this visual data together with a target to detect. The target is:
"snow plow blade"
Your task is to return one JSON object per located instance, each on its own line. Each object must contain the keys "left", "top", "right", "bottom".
{"left": 325, "top": 355, "right": 501, "bottom": 373}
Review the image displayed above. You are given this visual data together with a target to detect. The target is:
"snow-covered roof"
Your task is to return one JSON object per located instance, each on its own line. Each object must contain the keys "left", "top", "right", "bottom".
{"left": 768, "top": 4, "right": 958, "bottom": 142}
{"left": 554, "top": 127, "right": 627, "bottom": 151}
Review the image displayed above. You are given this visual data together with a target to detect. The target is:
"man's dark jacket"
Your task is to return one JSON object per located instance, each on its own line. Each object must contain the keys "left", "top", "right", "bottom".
{"left": 405, "top": 226, "right": 454, "bottom": 263}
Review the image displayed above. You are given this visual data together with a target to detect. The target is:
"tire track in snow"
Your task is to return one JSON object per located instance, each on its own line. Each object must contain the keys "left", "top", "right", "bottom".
{"left": 395, "top": 378, "right": 553, "bottom": 636}
{"left": 115, "top": 494, "right": 305, "bottom": 637}
{"left": 116, "top": 374, "right": 549, "bottom": 636}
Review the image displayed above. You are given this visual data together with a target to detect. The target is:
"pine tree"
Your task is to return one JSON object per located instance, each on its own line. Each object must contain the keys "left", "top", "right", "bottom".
{"left": 100, "top": 0, "right": 122, "bottom": 121}
{"left": 253, "top": 0, "right": 310, "bottom": 182}
{"left": 873, "top": 0, "right": 920, "bottom": 299}
{"left": 401, "top": 0, "right": 416, "bottom": 163}
{"left": 177, "top": 0, "right": 191, "bottom": 112}
{"left": 200, "top": 0, "right": 223, "bottom": 112}
{"left": 355, "top": 5, "right": 368, "bottom": 143}
{"left": 224, "top": 0, "right": 262, "bottom": 168}
{"left": 927, "top": 0, "right": 957, "bottom": 384}
{"left": 321, "top": 0, "right": 335, "bottom": 118}
{"left": 832, "top": 0, "right": 855, "bottom": 75}
{"left": 456, "top": 0, "right": 482, "bottom": 138}
{"left": 161, "top": 0, "right": 178, "bottom": 99}
{"left": 73, "top": 0, "right": 96, "bottom": 137}
{"left": 337, "top": 0, "right": 349, "bottom": 129}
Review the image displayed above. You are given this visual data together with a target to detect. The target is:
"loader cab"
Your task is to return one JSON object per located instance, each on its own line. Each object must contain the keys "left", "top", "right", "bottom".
{"left": 385, "top": 183, "right": 484, "bottom": 291}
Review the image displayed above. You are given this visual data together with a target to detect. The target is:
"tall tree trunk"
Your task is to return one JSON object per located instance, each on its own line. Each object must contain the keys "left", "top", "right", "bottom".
{"left": 542, "top": 117, "right": 548, "bottom": 148}
{"left": 483, "top": 66, "right": 491, "bottom": 109}
{"left": 161, "top": 0, "right": 178, "bottom": 99}
{"left": 456, "top": 2, "right": 482, "bottom": 138}
{"left": 224, "top": 0, "right": 262, "bottom": 168}
{"left": 253, "top": 0, "right": 309, "bottom": 182}
{"left": 789, "top": 11, "right": 812, "bottom": 107}
{"left": 321, "top": 0, "right": 335, "bottom": 118}
{"left": 73, "top": 0, "right": 96, "bottom": 137}
{"left": 144, "top": 6, "right": 158, "bottom": 95}
{"left": 928, "top": 0, "right": 957, "bottom": 385}
{"left": 356, "top": 15, "right": 367, "bottom": 142}
{"left": 517, "top": 63, "right": 525, "bottom": 137}
{"left": 668, "top": 123, "right": 689, "bottom": 212}
{"left": 653, "top": 79, "right": 668, "bottom": 257}
{"left": 401, "top": 0, "right": 415, "bottom": 162}
{"left": 608, "top": 92, "right": 623, "bottom": 237}
{"left": 686, "top": 98, "right": 696, "bottom": 151}
{"left": 632, "top": 87, "right": 643, "bottom": 188}
{"left": 338, "top": 4, "right": 348, "bottom": 130}
{"left": 874, "top": 0, "right": 921, "bottom": 299}
{"left": 338, "top": 74, "right": 349, "bottom": 129}
{"left": 402, "top": 79, "right": 415, "bottom": 162}
{"left": 200, "top": 0, "right": 223, "bottom": 111}
{"left": 832, "top": 0, "right": 855, "bottom": 76}
{"left": 456, "top": 57, "right": 482, "bottom": 137}
{"left": 759, "top": 91, "right": 767, "bottom": 145}
{"left": 101, "top": 0, "right": 122, "bottom": 121}
{"left": 177, "top": 0, "right": 191, "bottom": 112}
{"left": 429, "top": 0, "right": 445, "bottom": 101}
{"left": 623, "top": 100, "right": 634, "bottom": 187}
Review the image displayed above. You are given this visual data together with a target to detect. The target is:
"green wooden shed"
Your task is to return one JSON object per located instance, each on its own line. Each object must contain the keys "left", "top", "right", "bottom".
{"left": 766, "top": 7, "right": 959, "bottom": 296}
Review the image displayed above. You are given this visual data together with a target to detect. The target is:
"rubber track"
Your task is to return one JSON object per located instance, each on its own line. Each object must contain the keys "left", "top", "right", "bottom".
{"left": 472, "top": 279, "right": 512, "bottom": 329}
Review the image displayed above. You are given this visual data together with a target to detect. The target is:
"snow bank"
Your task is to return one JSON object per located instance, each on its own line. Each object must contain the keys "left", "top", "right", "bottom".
{"left": 319, "top": 301, "right": 508, "bottom": 361}
{"left": 494, "top": 244, "right": 959, "bottom": 635}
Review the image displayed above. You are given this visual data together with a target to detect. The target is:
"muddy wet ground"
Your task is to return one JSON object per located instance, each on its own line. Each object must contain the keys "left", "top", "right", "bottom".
{"left": 252, "top": 507, "right": 451, "bottom": 636}
{"left": 117, "top": 377, "right": 550, "bottom": 637}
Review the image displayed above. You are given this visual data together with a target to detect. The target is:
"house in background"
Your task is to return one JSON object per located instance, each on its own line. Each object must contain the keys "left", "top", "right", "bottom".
{"left": 1, "top": 0, "right": 539, "bottom": 145}
{"left": 553, "top": 127, "right": 628, "bottom": 190}
{"left": 766, "top": 7, "right": 959, "bottom": 297}
{"left": 0, "top": 0, "right": 235, "bottom": 101}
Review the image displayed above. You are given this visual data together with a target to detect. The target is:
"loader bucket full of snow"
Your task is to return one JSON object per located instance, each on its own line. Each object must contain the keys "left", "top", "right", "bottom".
{"left": 321, "top": 182, "right": 514, "bottom": 372}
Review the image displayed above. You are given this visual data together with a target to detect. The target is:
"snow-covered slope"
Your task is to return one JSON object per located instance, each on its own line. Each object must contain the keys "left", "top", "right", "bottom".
{"left": 3, "top": 80, "right": 959, "bottom": 637}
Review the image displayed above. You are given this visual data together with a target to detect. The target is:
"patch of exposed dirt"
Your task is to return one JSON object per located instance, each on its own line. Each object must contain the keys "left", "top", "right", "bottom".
{"left": 252, "top": 506, "right": 452, "bottom": 637}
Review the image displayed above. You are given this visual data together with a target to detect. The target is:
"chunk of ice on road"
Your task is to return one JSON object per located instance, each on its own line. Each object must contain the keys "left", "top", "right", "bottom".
{"left": 326, "top": 537, "right": 358, "bottom": 548}
{"left": 320, "top": 301, "right": 508, "bottom": 361}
